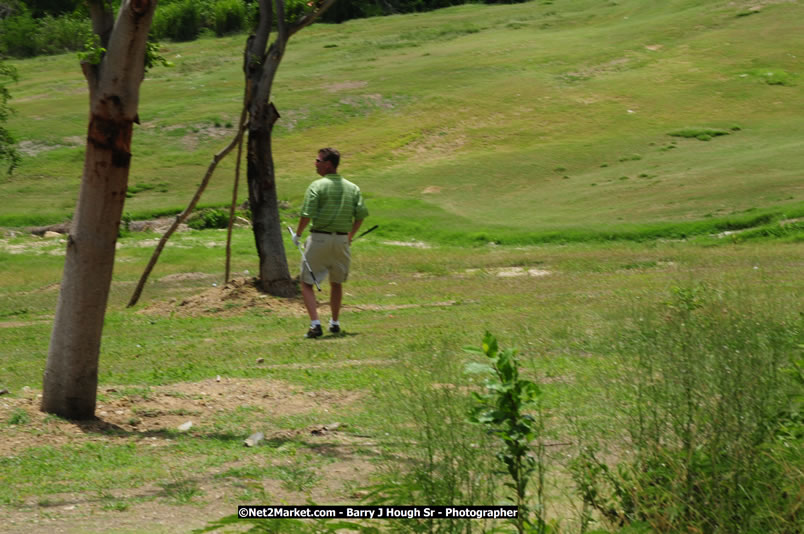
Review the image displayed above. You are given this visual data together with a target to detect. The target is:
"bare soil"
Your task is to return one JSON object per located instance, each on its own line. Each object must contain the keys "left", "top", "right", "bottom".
{"left": 140, "top": 276, "right": 464, "bottom": 317}
{"left": 0, "top": 378, "right": 379, "bottom": 534}
{"left": 139, "top": 277, "right": 310, "bottom": 318}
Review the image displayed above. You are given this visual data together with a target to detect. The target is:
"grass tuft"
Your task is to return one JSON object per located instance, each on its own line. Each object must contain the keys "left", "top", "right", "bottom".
{"left": 668, "top": 127, "right": 730, "bottom": 141}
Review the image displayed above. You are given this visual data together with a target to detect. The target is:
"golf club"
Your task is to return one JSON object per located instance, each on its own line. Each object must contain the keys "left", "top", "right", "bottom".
{"left": 354, "top": 224, "right": 379, "bottom": 240}
{"left": 287, "top": 226, "right": 321, "bottom": 291}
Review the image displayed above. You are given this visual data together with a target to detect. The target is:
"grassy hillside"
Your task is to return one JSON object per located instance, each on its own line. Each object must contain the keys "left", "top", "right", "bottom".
{"left": 1, "top": 3, "right": 802, "bottom": 531}
{"left": 2, "top": 0, "right": 803, "bottom": 240}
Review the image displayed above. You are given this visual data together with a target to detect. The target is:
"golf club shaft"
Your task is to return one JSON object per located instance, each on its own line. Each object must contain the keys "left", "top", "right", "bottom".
{"left": 355, "top": 224, "right": 378, "bottom": 240}
{"left": 287, "top": 226, "right": 321, "bottom": 291}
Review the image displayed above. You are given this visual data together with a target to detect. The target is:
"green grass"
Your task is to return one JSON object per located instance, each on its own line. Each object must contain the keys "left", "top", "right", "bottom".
{"left": 0, "top": 2, "right": 802, "bottom": 532}
{"left": 1, "top": 229, "right": 801, "bottom": 530}
{"left": 1, "top": 1, "right": 802, "bottom": 235}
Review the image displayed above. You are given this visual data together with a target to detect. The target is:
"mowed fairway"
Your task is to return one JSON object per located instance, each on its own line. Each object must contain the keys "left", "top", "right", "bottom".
{"left": 2, "top": 1, "right": 802, "bottom": 233}
{"left": 0, "top": 1, "right": 802, "bottom": 533}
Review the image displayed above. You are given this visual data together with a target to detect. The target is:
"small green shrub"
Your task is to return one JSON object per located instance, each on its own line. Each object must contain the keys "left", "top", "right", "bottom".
{"left": 126, "top": 183, "right": 156, "bottom": 198}
{"left": 277, "top": 455, "right": 320, "bottom": 492}
{"left": 669, "top": 127, "right": 730, "bottom": 141}
{"left": 35, "top": 13, "right": 92, "bottom": 55}
{"left": 8, "top": 408, "right": 30, "bottom": 425}
{"left": 212, "top": 0, "right": 248, "bottom": 36}
{"left": 1, "top": 9, "right": 92, "bottom": 58}
{"left": 159, "top": 476, "right": 204, "bottom": 504}
{"left": 151, "top": 0, "right": 201, "bottom": 42}
{"left": 0, "top": 62, "right": 20, "bottom": 174}
{"left": 467, "top": 332, "right": 550, "bottom": 534}
{"left": 188, "top": 208, "right": 229, "bottom": 230}
{"left": 77, "top": 34, "right": 106, "bottom": 65}
{"left": 759, "top": 70, "right": 795, "bottom": 86}
{"left": 119, "top": 212, "right": 133, "bottom": 238}
{"left": 0, "top": 8, "right": 39, "bottom": 57}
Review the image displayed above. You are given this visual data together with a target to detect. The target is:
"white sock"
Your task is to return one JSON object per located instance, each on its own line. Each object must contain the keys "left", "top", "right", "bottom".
{"left": 329, "top": 319, "right": 340, "bottom": 326}
{"left": 311, "top": 320, "right": 321, "bottom": 327}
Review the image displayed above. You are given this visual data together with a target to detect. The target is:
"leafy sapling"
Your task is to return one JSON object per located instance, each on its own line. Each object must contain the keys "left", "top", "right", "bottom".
{"left": 466, "top": 332, "right": 549, "bottom": 534}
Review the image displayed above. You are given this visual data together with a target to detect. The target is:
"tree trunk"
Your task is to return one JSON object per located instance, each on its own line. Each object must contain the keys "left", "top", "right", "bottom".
{"left": 244, "top": 0, "right": 336, "bottom": 297}
{"left": 247, "top": 103, "right": 295, "bottom": 297}
{"left": 41, "top": 0, "right": 156, "bottom": 420}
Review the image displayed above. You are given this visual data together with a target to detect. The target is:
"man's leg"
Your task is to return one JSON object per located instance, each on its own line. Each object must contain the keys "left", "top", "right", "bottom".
{"left": 330, "top": 282, "right": 342, "bottom": 322}
{"left": 302, "top": 281, "right": 319, "bottom": 322}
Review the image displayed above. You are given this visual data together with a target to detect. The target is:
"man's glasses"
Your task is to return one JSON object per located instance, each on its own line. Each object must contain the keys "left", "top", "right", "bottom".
{"left": 315, "top": 159, "right": 322, "bottom": 163}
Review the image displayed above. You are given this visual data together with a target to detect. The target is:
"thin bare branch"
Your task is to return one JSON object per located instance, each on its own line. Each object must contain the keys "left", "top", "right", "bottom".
{"left": 127, "top": 122, "right": 248, "bottom": 307}
{"left": 87, "top": 0, "right": 115, "bottom": 48}
{"left": 275, "top": 0, "right": 289, "bottom": 50}
{"left": 250, "top": 0, "right": 273, "bottom": 65}
{"left": 225, "top": 124, "right": 246, "bottom": 283}
{"left": 289, "top": 0, "right": 338, "bottom": 37}
{"left": 226, "top": 73, "right": 251, "bottom": 283}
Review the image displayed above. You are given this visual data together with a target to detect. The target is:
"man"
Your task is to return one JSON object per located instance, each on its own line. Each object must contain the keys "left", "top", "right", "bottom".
{"left": 292, "top": 148, "right": 368, "bottom": 338}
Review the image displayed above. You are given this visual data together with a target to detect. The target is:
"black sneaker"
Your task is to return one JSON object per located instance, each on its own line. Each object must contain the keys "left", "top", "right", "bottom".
{"left": 329, "top": 323, "right": 341, "bottom": 334}
{"left": 305, "top": 324, "right": 323, "bottom": 339}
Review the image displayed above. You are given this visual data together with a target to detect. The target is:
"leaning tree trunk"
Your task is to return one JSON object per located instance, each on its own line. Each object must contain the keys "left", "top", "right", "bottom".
{"left": 41, "top": 0, "right": 157, "bottom": 420}
{"left": 247, "top": 101, "right": 296, "bottom": 296}
{"left": 245, "top": 0, "right": 336, "bottom": 297}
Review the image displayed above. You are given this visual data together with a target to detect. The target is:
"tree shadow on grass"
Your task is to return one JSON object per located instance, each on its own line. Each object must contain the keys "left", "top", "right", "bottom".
{"left": 71, "top": 417, "right": 247, "bottom": 444}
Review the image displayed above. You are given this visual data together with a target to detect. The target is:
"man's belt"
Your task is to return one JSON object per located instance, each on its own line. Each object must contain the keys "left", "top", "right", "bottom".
{"left": 311, "top": 229, "right": 348, "bottom": 235}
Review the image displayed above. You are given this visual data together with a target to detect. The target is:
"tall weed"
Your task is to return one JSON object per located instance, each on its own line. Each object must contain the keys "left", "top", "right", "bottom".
{"left": 366, "top": 343, "right": 498, "bottom": 533}
{"left": 467, "top": 332, "right": 550, "bottom": 533}
{"left": 572, "top": 284, "right": 802, "bottom": 533}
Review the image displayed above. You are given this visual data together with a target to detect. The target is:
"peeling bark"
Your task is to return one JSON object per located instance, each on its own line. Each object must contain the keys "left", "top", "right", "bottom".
{"left": 41, "top": 0, "right": 157, "bottom": 420}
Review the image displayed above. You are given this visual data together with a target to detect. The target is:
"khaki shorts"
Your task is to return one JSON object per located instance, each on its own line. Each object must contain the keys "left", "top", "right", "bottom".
{"left": 301, "top": 233, "right": 351, "bottom": 285}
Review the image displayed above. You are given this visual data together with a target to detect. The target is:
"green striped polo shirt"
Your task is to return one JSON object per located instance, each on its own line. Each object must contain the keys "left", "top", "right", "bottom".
{"left": 300, "top": 174, "right": 368, "bottom": 233}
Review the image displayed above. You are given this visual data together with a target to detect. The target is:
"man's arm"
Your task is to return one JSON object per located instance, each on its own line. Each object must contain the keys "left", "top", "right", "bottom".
{"left": 295, "top": 217, "right": 310, "bottom": 239}
{"left": 348, "top": 219, "right": 363, "bottom": 244}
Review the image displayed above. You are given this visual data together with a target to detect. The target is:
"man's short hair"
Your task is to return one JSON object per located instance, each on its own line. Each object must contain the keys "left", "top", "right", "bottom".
{"left": 318, "top": 147, "right": 340, "bottom": 170}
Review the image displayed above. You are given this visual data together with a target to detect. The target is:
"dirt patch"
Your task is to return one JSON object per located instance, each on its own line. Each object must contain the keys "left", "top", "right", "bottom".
{"left": 263, "top": 359, "right": 395, "bottom": 371}
{"left": 338, "top": 94, "right": 396, "bottom": 110}
{"left": 139, "top": 277, "right": 308, "bottom": 318}
{"left": 0, "top": 379, "right": 377, "bottom": 533}
{"left": 0, "top": 378, "right": 365, "bottom": 457}
{"left": 349, "top": 300, "right": 457, "bottom": 312}
{"left": 730, "top": 0, "right": 795, "bottom": 10}
{"left": 463, "top": 267, "right": 552, "bottom": 278}
{"left": 325, "top": 80, "right": 368, "bottom": 92}
{"left": 422, "top": 185, "right": 442, "bottom": 194}
{"left": 139, "top": 277, "right": 459, "bottom": 318}
{"left": 16, "top": 140, "right": 64, "bottom": 157}
{"left": 0, "top": 321, "right": 39, "bottom": 329}
{"left": 2, "top": 238, "right": 65, "bottom": 255}
{"left": 127, "top": 217, "right": 190, "bottom": 234}
{"left": 383, "top": 240, "right": 432, "bottom": 249}
{"left": 394, "top": 128, "right": 467, "bottom": 161}
{"left": 157, "top": 272, "right": 216, "bottom": 283}
{"left": 561, "top": 57, "right": 630, "bottom": 81}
